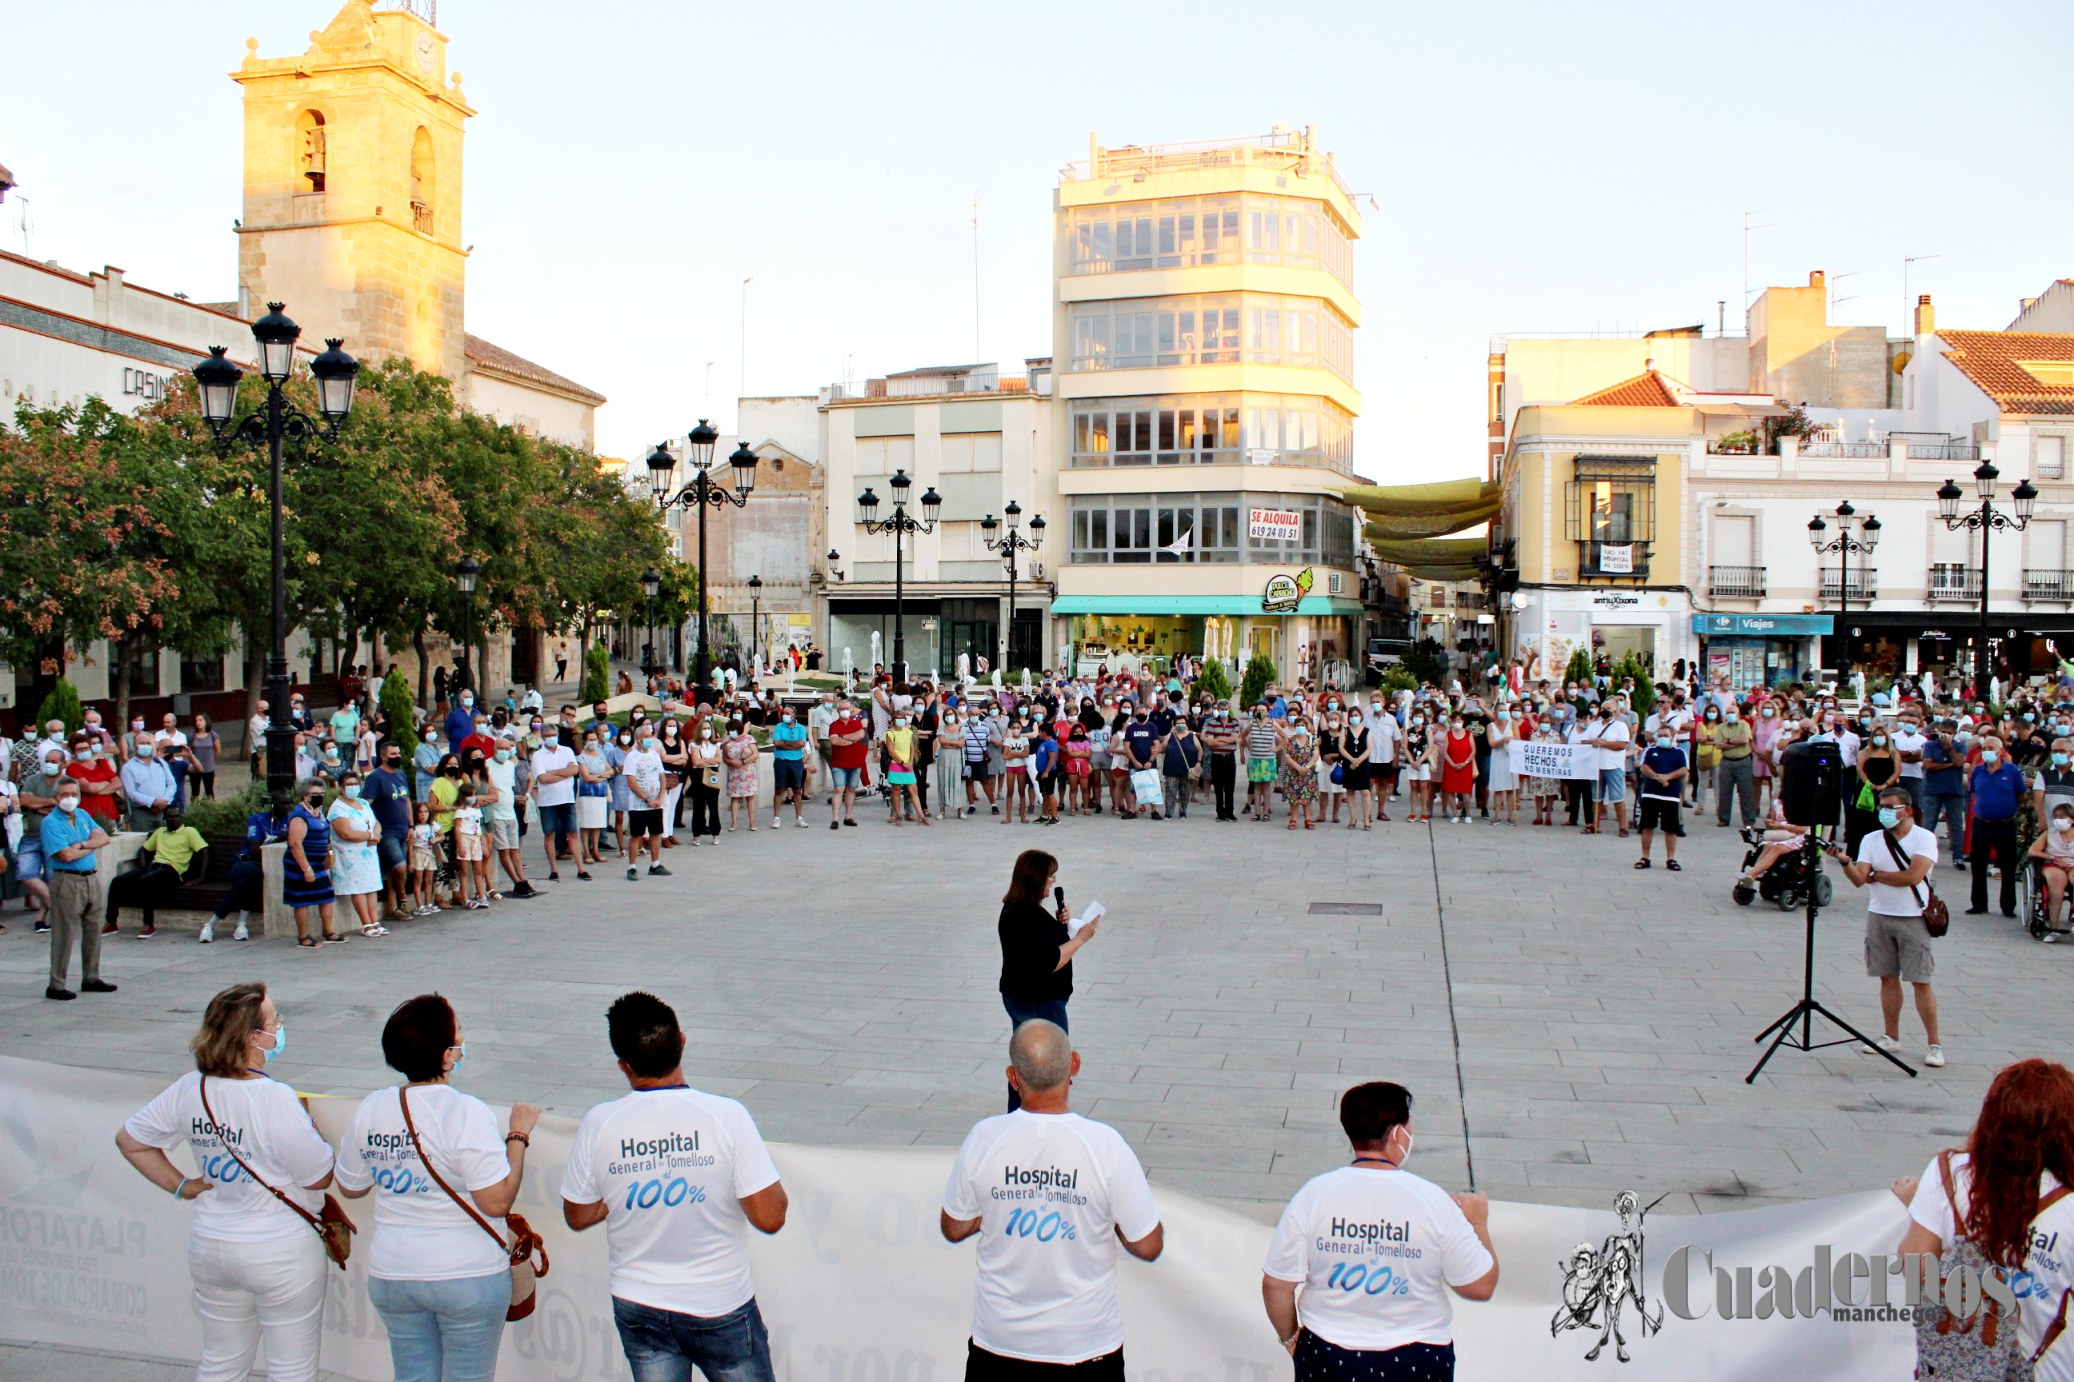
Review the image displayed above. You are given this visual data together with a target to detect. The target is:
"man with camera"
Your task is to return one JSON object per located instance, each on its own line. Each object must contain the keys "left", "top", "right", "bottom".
{"left": 1835, "top": 786, "right": 1944, "bottom": 1068}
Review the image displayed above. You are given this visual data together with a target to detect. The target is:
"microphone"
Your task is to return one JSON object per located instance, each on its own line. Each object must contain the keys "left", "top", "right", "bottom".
{"left": 1054, "top": 885, "right": 1067, "bottom": 917}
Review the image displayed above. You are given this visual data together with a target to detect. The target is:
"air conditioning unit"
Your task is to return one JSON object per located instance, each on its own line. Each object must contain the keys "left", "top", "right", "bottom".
{"left": 1327, "top": 573, "right": 1343, "bottom": 594}
{"left": 1030, "top": 563, "right": 1045, "bottom": 578}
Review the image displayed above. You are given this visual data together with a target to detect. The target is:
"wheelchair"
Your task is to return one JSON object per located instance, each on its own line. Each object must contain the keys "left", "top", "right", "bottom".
{"left": 1732, "top": 826, "right": 1834, "bottom": 912}
{"left": 2022, "top": 858, "right": 2072, "bottom": 943}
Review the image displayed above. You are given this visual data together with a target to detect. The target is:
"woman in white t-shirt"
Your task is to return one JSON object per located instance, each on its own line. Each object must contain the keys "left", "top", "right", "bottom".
{"left": 1898, "top": 1058, "right": 2074, "bottom": 1382}
{"left": 1263, "top": 1082, "right": 1498, "bottom": 1379}
{"left": 116, "top": 983, "right": 336, "bottom": 1382}
{"left": 335, "top": 994, "right": 540, "bottom": 1382}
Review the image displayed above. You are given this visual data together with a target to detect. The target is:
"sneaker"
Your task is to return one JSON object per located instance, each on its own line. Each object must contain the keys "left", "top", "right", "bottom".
{"left": 628, "top": 866, "right": 639, "bottom": 881}
{"left": 1925, "top": 1045, "right": 1946, "bottom": 1068}
{"left": 137, "top": 926, "right": 158, "bottom": 939}
{"left": 1865, "top": 1034, "right": 1903, "bottom": 1055}
{"left": 232, "top": 919, "right": 249, "bottom": 942}
{"left": 830, "top": 821, "right": 840, "bottom": 831}
{"left": 649, "top": 864, "right": 672, "bottom": 877}
{"left": 34, "top": 921, "right": 50, "bottom": 934}
{"left": 197, "top": 921, "right": 215, "bottom": 944}
{"left": 773, "top": 817, "right": 783, "bottom": 829}
{"left": 798, "top": 817, "right": 809, "bottom": 828}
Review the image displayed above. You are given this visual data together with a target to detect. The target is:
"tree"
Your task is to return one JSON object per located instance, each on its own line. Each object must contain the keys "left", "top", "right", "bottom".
{"left": 1563, "top": 648, "right": 1594, "bottom": 688}
{"left": 1612, "top": 652, "right": 1656, "bottom": 718}
{"left": 582, "top": 643, "right": 610, "bottom": 702}
{"left": 33, "top": 679, "right": 84, "bottom": 735}
{"left": 1379, "top": 666, "right": 1417, "bottom": 697}
{"left": 378, "top": 667, "right": 419, "bottom": 763}
{"left": 1194, "top": 658, "right": 1232, "bottom": 703}
{"left": 1402, "top": 637, "right": 1448, "bottom": 686}
{"left": 1239, "top": 653, "right": 1278, "bottom": 710}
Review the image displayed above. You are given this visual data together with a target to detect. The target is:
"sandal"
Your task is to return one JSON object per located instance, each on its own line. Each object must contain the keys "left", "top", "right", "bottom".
{"left": 1666, "top": 860, "right": 1683, "bottom": 871}
{"left": 361, "top": 924, "right": 390, "bottom": 937}
{"left": 297, "top": 936, "right": 319, "bottom": 949}
{"left": 1634, "top": 858, "right": 1651, "bottom": 869}
{"left": 320, "top": 931, "right": 350, "bottom": 944}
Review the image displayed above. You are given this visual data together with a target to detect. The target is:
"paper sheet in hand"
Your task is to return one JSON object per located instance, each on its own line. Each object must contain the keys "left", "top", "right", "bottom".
{"left": 1068, "top": 901, "right": 1105, "bottom": 937}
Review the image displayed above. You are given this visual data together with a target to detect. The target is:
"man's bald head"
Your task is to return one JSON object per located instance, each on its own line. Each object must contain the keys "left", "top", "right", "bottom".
{"left": 1009, "top": 1020, "right": 1073, "bottom": 1095}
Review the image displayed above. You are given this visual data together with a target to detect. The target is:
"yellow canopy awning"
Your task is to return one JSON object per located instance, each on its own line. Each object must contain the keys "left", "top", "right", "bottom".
{"left": 1338, "top": 479, "right": 1500, "bottom": 539}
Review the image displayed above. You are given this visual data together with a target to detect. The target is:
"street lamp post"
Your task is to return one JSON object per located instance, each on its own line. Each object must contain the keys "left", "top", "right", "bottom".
{"left": 1938, "top": 462, "right": 2037, "bottom": 705}
{"left": 645, "top": 421, "right": 758, "bottom": 695}
{"left": 640, "top": 568, "right": 662, "bottom": 678}
{"left": 1806, "top": 500, "right": 1880, "bottom": 681}
{"left": 453, "top": 556, "right": 480, "bottom": 694}
{"left": 979, "top": 501, "right": 1045, "bottom": 674}
{"left": 192, "top": 303, "right": 359, "bottom": 814}
{"left": 747, "top": 574, "right": 763, "bottom": 670}
{"left": 857, "top": 469, "right": 942, "bottom": 680}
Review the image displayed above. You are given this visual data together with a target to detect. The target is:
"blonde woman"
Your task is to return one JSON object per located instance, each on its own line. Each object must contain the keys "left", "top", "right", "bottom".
{"left": 118, "top": 983, "right": 335, "bottom": 1382}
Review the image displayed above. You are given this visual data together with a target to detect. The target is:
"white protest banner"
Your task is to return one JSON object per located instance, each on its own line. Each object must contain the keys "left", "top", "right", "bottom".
{"left": 1599, "top": 544, "right": 1634, "bottom": 574}
{"left": 0, "top": 1055, "right": 1916, "bottom": 1380}
{"left": 1510, "top": 737, "right": 1599, "bottom": 779}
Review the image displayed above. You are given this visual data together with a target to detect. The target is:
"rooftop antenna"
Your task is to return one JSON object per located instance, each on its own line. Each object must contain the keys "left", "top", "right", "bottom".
{"left": 1904, "top": 253, "right": 1941, "bottom": 334}
{"left": 13, "top": 194, "right": 30, "bottom": 256}
{"left": 1828, "top": 270, "right": 1859, "bottom": 312}
{"left": 1742, "top": 209, "right": 1774, "bottom": 307}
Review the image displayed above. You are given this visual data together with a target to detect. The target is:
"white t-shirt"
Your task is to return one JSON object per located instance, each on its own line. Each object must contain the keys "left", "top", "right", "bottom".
{"left": 623, "top": 746, "right": 666, "bottom": 806}
{"left": 1855, "top": 823, "right": 1938, "bottom": 917}
{"left": 1366, "top": 710, "right": 1399, "bottom": 764}
{"left": 1833, "top": 727, "right": 1861, "bottom": 769}
{"left": 124, "top": 1072, "right": 335, "bottom": 1244}
{"left": 1909, "top": 1152, "right": 2074, "bottom": 1382}
{"left": 530, "top": 744, "right": 578, "bottom": 807}
{"left": 941, "top": 1111, "right": 1161, "bottom": 1364}
{"left": 483, "top": 757, "right": 519, "bottom": 823}
{"left": 1264, "top": 1167, "right": 1493, "bottom": 1351}
{"left": 334, "top": 1084, "right": 512, "bottom": 1281}
{"left": 1892, "top": 727, "right": 1928, "bottom": 780}
{"left": 560, "top": 1086, "right": 782, "bottom": 1316}
{"left": 1592, "top": 718, "right": 1631, "bottom": 773}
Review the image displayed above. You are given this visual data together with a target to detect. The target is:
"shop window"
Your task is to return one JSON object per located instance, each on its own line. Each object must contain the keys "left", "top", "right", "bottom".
{"left": 180, "top": 654, "right": 225, "bottom": 693}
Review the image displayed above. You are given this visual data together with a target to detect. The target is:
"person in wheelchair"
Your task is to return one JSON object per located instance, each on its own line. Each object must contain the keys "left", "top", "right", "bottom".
{"left": 2022, "top": 800, "right": 2074, "bottom": 942}
{"left": 1737, "top": 796, "right": 1808, "bottom": 890}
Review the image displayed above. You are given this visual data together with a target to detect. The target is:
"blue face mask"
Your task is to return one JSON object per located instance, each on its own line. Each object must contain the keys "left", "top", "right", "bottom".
{"left": 1877, "top": 806, "right": 1902, "bottom": 829}
{"left": 259, "top": 1023, "right": 287, "bottom": 1063}
{"left": 449, "top": 1041, "right": 467, "bottom": 1074}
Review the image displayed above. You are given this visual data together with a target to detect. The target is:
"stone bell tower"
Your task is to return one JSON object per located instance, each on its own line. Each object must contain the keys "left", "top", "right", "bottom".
{"left": 234, "top": 0, "right": 472, "bottom": 382}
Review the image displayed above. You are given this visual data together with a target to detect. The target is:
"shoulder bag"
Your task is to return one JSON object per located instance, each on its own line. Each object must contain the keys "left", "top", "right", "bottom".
{"left": 1882, "top": 828, "right": 1950, "bottom": 939}
{"left": 1915, "top": 1149, "right": 2074, "bottom": 1371}
{"left": 198, "top": 1077, "right": 356, "bottom": 1270}
{"left": 398, "top": 1085, "right": 549, "bottom": 1322}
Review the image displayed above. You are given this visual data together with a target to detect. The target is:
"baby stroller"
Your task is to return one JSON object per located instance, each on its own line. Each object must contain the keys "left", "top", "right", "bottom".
{"left": 1732, "top": 825, "right": 1833, "bottom": 911}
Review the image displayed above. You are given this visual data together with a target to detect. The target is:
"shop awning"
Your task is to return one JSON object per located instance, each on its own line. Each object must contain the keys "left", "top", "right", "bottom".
{"left": 1052, "top": 595, "right": 1365, "bottom": 616}
{"left": 1338, "top": 479, "right": 1501, "bottom": 540}
{"left": 1693, "top": 613, "right": 1834, "bottom": 636}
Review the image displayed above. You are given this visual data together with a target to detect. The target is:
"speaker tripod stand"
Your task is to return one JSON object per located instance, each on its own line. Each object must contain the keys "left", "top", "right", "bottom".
{"left": 1746, "top": 833, "right": 1916, "bottom": 1082}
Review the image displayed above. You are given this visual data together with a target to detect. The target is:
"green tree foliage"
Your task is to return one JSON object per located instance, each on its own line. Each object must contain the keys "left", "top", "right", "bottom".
{"left": 1402, "top": 638, "right": 1448, "bottom": 685}
{"left": 1611, "top": 652, "right": 1656, "bottom": 717}
{"left": 1379, "top": 666, "right": 1417, "bottom": 697}
{"left": 1563, "top": 648, "right": 1594, "bottom": 687}
{"left": 379, "top": 667, "right": 419, "bottom": 762}
{"left": 33, "top": 679, "right": 84, "bottom": 734}
{"left": 1239, "top": 652, "right": 1278, "bottom": 709}
{"left": 1193, "top": 658, "right": 1232, "bottom": 703}
{"left": 582, "top": 642, "right": 610, "bottom": 702}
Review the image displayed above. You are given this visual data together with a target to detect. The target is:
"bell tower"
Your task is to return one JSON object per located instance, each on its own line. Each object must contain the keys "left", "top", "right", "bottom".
{"left": 234, "top": 0, "right": 473, "bottom": 383}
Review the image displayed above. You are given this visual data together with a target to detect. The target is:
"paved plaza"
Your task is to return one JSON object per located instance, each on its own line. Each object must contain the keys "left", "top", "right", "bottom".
{"left": 2, "top": 800, "right": 2061, "bottom": 1227}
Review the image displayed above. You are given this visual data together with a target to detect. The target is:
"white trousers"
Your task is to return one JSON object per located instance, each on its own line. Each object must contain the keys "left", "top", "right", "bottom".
{"left": 189, "top": 1231, "right": 328, "bottom": 1382}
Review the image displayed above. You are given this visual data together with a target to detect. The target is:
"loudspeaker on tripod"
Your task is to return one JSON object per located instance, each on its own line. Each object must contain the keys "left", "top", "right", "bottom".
{"left": 1780, "top": 738, "right": 1843, "bottom": 830}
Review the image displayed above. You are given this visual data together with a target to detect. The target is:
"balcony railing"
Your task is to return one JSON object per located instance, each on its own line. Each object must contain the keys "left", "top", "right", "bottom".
{"left": 2026, "top": 569, "right": 2074, "bottom": 602}
{"left": 1800, "top": 441, "right": 1889, "bottom": 458}
{"left": 1819, "top": 570, "right": 1878, "bottom": 602}
{"left": 1928, "top": 568, "right": 1983, "bottom": 602}
{"left": 826, "top": 370, "right": 1030, "bottom": 402}
{"left": 1709, "top": 565, "right": 1766, "bottom": 598}
{"left": 1907, "top": 441, "right": 1980, "bottom": 461}
{"left": 410, "top": 199, "right": 434, "bottom": 235}
{"left": 1068, "top": 129, "right": 1355, "bottom": 200}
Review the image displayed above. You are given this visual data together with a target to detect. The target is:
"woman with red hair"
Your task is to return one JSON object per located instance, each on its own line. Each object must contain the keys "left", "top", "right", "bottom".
{"left": 1895, "top": 1058, "right": 2074, "bottom": 1379}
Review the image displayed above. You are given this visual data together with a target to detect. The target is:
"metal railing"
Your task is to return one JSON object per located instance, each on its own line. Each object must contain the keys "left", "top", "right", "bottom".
{"left": 1709, "top": 565, "right": 1766, "bottom": 598}
{"left": 825, "top": 370, "right": 1029, "bottom": 402}
{"left": 1819, "top": 571, "right": 1878, "bottom": 602}
{"left": 410, "top": 199, "right": 433, "bottom": 235}
{"left": 1928, "top": 568, "right": 1983, "bottom": 602}
{"left": 1068, "top": 130, "right": 1356, "bottom": 200}
{"left": 1907, "top": 441, "right": 1980, "bottom": 461}
{"left": 2026, "top": 569, "right": 2074, "bottom": 601}
{"left": 1800, "top": 441, "right": 1889, "bottom": 458}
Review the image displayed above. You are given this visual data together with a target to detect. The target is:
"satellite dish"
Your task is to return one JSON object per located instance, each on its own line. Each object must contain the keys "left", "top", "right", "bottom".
{"left": 1892, "top": 350, "right": 1912, "bottom": 374}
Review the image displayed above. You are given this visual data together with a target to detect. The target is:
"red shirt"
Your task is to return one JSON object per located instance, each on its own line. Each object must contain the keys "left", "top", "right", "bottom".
{"left": 65, "top": 756, "right": 121, "bottom": 824}
{"left": 828, "top": 716, "right": 869, "bottom": 770}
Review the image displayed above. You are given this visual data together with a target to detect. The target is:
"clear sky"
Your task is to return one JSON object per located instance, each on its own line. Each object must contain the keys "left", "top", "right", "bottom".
{"left": 5, "top": 0, "right": 2070, "bottom": 477}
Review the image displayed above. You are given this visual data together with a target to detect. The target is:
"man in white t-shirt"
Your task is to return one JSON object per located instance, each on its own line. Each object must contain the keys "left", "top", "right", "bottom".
{"left": 563, "top": 991, "right": 786, "bottom": 1382}
{"left": 1891, "top": 713, "right": 1928, "bottom": 814}
{"left": 620, "top": 731, "right": 669, "bottom": 879}
{"left": 529, "top": 733, "right": 580, "bottom": 883}
{"left": 1839, "top": 787, "right": 1944, "bottom": 1067}
{"left": 1582, "top": 702, "right": 1631, "bottom": 835}
{"left": 482, "top": 746, "right": 538, "bottom": 900}
{"left": 941, "top": 1021, "right": 1162, "bottom": 1376}
{"left": 1263, "top": 1081, "right": 1496, "bottom": 1369}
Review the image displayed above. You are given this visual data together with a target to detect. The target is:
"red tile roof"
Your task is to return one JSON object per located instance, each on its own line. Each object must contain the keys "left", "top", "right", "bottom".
{"left": 1571, "top": 370, "right": 1680, "bottom": 407}
{"left": 463, "top": 333, "right": 606, "bottom": 405}
{"left": 1938, "top": 330, "right": 2074, "bottom": 415}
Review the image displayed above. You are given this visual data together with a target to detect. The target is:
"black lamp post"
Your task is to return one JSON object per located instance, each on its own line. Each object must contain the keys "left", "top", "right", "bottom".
{"left": 640, "top": 567, "right": 661, "bottom": 678}
{"left": 646, "top": 420, "right": 757, "bottom": 695}
{"left": 857, "top": 469, "right": 941, "bottom": 680}
{"left": 1806, "top": 500, "right": 1880, "bottom": 680}
{"left": 1938, "top": 461, "right": 2037, "bottom": 705}
{"left": 746, "top": 574, "right": 763, "bottom": 668}
{"left": 192, "top": 303, "right": 359, "bottom": 814}
{"left": 827, "top": 550, "right": 844, "bottom": 582}
{"left": 979, "top": 501, "right": 1044, "bottom": 673}
{"left": 452, "top": 556, "right": 480, "bottom": 695}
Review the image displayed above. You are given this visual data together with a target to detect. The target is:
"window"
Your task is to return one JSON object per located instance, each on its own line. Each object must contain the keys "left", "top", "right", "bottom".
{"left": 939, "top": 432, "right": 1002, "bottom": 473}
{"left": 854, "top": 435, "right": 914, "bottom": 476}
{"left": 120, "top": 639, "right": 161, "bottom": 697}
{"left": 2037, "top": 434, "right": 2067, "bottom": 481}
{"left": 1070, "top": 394, "right": 1351, "bottom": 473}
{"left": 1067, "top": 294, "right": 1354, "bottom": 380}
{"left": 295, "top": 110, "right": 327, "bottom": 192}
{"left": 1070, "top": 194, "right": 1352, "bottom": 288}
{"left": 180, "top": 654, "right": 225, "bottom": 693}
{"left": 410, "top": 127, "right": 435, "bottom": 234}
{"left": 1068, "top": 493, "right": 1351, "bottom": 566}
{"left": 1565, "top": 456, "right": 1656, "bottom": 578}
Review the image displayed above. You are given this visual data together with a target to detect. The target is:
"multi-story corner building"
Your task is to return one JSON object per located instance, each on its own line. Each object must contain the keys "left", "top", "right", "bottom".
{"left": 1049, "top": 129, "right": 1369, "bottom": 685}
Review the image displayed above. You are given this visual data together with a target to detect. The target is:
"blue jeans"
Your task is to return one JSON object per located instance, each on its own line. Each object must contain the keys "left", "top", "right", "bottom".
{"left": 1920, "top": 793, "right": 1965, "bottom": 857}
{"left": 369, "top": 1271, "right": 508, "bottom": 1382}
{"left": 612, "top": 1295, "right": 774, "bottom": 1382}
{"left": 1002, "top": 996, "right": 1069, "bottom": 1112}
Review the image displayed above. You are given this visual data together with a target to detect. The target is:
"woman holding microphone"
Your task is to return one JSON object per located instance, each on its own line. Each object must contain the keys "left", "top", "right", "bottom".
{"left": 116, "top": 982, "right": 338, "bottom": 1382}
{"left": 997, "top": 848, "right": 1098, "bottom": 1111}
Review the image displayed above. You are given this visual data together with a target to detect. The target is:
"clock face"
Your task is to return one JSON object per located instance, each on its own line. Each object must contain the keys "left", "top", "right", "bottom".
{"left": 415, "top": 32, "right": 435, "bottom": 73}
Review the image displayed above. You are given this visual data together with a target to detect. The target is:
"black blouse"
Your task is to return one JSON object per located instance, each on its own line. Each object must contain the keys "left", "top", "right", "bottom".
{"left": 998, "top": 900, "right": 1071, "bottom": 1002}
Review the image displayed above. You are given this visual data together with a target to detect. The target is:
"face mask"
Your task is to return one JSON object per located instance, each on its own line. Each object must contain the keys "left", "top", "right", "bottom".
{"left": 495, "top": 748, "right": 513, "bottom": 763}
{"left": 1877, "top": 806, "right": 1902, "bottom": 829}
{"left": 894, "top": 718, "right": 908, "bottom": 728}
{"left": 782, "top": 713, "right": 794, "bottom": 722}
{"left": 131, "top": 720, "right": 145, "bottom": 732}
{"left": 1984, "top": 749, "right": 2001, "bottom": 762}
{"left": 1873, "top": 735, "right": 1887, "bottom": 747}
{"left": 1496, "top": 709, "right": 1510, "bottom": 720}
{"left": 2057, "top": 817, "right": 2074, "bottom": 834}
{"left": 1725, "top": 711, "right": 1739, "bottom": 721}
{"left": 258, "top": 1023, "right": 288, "bottom": 1064}
{"left": 460, "top": 695, "right": 474, "bottom": 707}
{"left": 2025, "top": 713, "right": 2038, "bottom": 723}
{"left": 1656, "top": 735, "right": 1672, "bottom": 748}
{"left": 2057, "top": 753, "right": 2070, "bottom": 768}
{"left": 304, "top": 794, "right": 324, "bottom": 808}
{"left": 57, "top": 795, "right": 81, "bottom": 813}
{"left": 342, "top": 784, "right": 362, "bottom": 801}
{"left": 700, "top": 729, "right": 713, "bottom": 740}
{"left": 449, "top": 1041, "right": 467, "bottom": 1074}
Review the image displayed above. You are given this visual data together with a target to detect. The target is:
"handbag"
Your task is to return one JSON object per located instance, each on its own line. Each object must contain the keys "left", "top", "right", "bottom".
{"left": 198, "top": 1077, "right": 356, "bottom": 1270}
{"left": 1882, "top": 828, "right": 1950, "bottom": 938}
{"left": 399, "top": 1086, "right": 550, "bottom": 1322}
